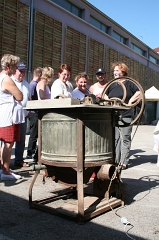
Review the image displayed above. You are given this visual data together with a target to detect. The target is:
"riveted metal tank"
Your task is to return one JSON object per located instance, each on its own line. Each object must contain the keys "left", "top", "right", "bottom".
{"left": 40, "top": 109, "right": 114, "bottom": 164}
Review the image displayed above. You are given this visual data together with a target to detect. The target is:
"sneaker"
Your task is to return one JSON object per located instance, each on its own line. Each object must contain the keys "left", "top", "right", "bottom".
{"left": 1, "top": 172, "right": 22, "bottom": 180}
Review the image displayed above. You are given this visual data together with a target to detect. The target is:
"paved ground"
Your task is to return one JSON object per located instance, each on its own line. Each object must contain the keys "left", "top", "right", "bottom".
{"left": 0, "top": 125, "right": 159, "bottom": 240}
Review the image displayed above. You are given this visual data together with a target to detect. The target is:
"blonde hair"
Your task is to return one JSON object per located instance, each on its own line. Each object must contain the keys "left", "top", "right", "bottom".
{"left": 112, "top": 62, "right": 129, "bottom": 76}
{"left": 41, "top": 67, "right": 54, "bottom": 83}
{"left": 74, "top": 74, "right": 89, "bottom": 83}
{"left": 1, "top": 54, "right": 20, "bottom": 69}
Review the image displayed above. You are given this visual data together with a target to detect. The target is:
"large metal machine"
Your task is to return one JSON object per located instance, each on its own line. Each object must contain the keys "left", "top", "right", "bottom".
{"left": 26, "top": 77, "right": 145, "bottom": 224}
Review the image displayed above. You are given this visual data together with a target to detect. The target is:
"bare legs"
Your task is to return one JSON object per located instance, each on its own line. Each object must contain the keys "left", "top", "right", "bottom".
{"left": 1, "top": 141, "right": 14, "bottom": 174}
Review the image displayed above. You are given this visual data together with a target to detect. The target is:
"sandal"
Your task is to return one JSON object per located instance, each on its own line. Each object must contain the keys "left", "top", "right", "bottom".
{"left": 14, "top": 161, "right": 29, "bottom": 167}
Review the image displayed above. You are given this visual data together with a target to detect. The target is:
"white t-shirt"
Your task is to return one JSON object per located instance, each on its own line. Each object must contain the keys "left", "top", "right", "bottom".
{"left": 51, "top": 79, "right": 72, "bottom": 99}
{"left": 12, "top": 77, "right": 30, "bottom": 117}
{"left": 0, "top": 74, "right": 24, "bottom": 127}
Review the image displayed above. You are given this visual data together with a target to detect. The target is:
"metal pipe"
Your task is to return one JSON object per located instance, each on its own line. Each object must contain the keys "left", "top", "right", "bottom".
{"left": 97, "top": 164, "right": 116, "bottom": 180}
{"left": 27, "top": 0, "right": 34, "bottom": 83}
{"left": 32, "top": 164, "right": 47, "bottom": 171}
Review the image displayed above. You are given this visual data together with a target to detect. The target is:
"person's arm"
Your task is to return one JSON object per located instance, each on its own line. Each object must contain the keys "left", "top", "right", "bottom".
{"left": 51, "top": 80, "right": 64, "bottom": 99}
{"left": 29, "top": 82, "right": 34, "bottom": 100}
{"left": 2, "top": 76, "right": 23, "bottom": 101}
{"left": 38, "top": 81, "right": 46, "bottom": 100}
{"left": 128, "top": 91, "right": 140, "bottom": 105}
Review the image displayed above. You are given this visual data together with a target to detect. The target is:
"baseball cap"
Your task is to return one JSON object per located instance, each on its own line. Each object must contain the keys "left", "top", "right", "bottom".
{"left": 96, "top": 68, "right": 106, "bottom": 74}
{"left": 17, "top": 62, "right": 27, "bottom": 70}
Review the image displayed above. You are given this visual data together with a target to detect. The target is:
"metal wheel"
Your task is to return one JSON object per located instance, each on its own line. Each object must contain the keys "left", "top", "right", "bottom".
{"left": 101, "top": 76, "right": 145, "bottom": 125}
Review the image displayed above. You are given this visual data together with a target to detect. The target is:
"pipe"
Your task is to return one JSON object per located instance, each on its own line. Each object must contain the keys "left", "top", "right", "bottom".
{"left": 97, "top": 164, "right": 116, "bottom": 180}
{"left": 32, "top": 164, "right": 47, "bottom": 171}
{"left": 27, "top": 0, "right": 34, "bottom": 83}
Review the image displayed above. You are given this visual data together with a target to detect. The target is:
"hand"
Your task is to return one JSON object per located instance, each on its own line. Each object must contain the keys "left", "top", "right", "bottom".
{"left": 96, "top": 93, "right": 101, "bottom": 98}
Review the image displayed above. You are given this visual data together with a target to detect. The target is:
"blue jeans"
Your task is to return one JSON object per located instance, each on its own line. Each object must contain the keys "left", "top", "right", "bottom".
{"left": 14, "top": 117, "right": 27, "bottom": 163}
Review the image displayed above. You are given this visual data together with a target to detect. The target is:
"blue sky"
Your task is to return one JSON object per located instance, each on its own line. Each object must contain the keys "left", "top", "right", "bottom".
{"left": 87, "top": 0, "right": 159, "bottom": 49}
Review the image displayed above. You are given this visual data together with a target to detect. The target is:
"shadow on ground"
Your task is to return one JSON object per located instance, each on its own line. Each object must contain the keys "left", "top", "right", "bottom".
{"left": 0, "top": 186, "right": 146, "bottom": 240}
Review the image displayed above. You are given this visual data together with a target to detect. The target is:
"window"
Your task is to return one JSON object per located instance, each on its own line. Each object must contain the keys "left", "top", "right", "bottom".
{"left": 131, "top": 43, "right": 145, "bottom": 56}
{"left": 90, "top": 16, "right": 108, "bottom": 34}
{"left": 149, "top": 56, "right": 158, "bottom": 64}
{"left": 112, "top": 31, "right": 126, "bottom": 45}
{"left": 51, "top": 0, "right": 82, "bottom": 18}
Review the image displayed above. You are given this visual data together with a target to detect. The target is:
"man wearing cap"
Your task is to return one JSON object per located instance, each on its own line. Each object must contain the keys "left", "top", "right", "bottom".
{"left": 11, "top": 62, "right": 30, "bottom": 167}
{"left": 89, "top": 68, "right": 108, "bottom": 97}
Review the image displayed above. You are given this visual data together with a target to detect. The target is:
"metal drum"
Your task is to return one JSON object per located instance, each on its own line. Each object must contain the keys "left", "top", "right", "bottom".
{"left": 40, "top": 108, "right": 114, "bottom": 165}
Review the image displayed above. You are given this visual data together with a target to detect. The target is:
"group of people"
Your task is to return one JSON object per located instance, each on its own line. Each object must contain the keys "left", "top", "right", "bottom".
{"left": 0, "top": 53, "right": 140, "bottom": 181}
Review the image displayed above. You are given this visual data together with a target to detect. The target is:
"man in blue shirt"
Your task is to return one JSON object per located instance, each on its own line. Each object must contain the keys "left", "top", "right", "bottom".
{"left": 26, "top": 67, "right": 42, "bottom": 162}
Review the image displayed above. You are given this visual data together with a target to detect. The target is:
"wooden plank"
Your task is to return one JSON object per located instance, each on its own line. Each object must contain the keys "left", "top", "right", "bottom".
{"left": 76, "top": 119, "right": 84, "bottom": 223}
{"left": 56, "top": 196, "right": 122, "bottom": 219}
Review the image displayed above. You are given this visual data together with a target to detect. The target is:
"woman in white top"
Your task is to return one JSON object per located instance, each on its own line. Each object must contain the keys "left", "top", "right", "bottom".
{"left": 0, "top": 54, "right": 23, "bottom": 180}
{"left": 71, "top": 74, "right": 90, "bottom": 100}
{"left": 51, "top": 64, "right": 72, "bottom": 99}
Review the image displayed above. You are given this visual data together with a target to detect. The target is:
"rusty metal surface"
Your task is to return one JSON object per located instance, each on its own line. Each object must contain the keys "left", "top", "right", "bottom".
{"left": 97, "top": 164, "right": 116, "bottom": 180}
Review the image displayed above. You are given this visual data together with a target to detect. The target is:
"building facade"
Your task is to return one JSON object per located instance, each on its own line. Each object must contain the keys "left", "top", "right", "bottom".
{"left": 0, "top": 0, "right": 159, "bottom": 90}
{"left": 154, "top": 48, "right": 159, "bottom": 54}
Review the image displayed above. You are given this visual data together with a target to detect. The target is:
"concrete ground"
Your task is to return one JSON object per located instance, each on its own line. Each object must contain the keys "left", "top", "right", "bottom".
{"left": 0, "top": 125, "right": 159, "bottom": 240}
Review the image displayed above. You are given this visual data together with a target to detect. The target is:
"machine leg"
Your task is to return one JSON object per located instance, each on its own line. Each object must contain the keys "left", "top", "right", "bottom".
{"left": 29, "top": 172, "right": 39, "bottom": 208}
{"left": 77, "top": 119, "right": 84, "bottom": 224}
